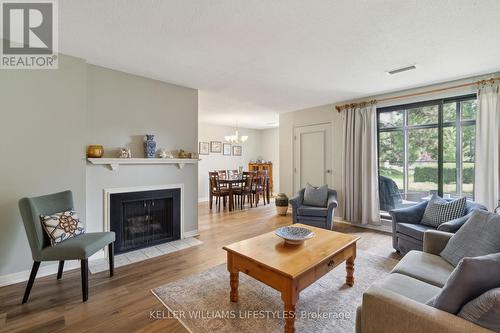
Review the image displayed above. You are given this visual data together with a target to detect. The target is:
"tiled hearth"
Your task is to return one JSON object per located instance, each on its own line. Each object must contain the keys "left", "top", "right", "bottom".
{"left": 89, "top": 237, "right": 203, "bottom": 274}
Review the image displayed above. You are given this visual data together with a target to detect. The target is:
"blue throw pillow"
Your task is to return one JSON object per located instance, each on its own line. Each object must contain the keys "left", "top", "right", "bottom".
{"left": 440, "top": 210, "right": 500, "bottom": 267}
{"left": 430, "top": 253, "right": 500, "bottom": 314}
{"left": 303, "top": 183, "right": 328, "bottom": 207}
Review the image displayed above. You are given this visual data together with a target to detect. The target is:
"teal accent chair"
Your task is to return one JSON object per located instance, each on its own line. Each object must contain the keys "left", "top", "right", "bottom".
{"left": 18, "top": 190, "right": 115, "bottom": 303}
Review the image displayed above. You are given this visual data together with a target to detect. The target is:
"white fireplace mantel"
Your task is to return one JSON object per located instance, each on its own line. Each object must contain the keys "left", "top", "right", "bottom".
{"left": 87, "top": 158, "right": 199, "bottom": 170}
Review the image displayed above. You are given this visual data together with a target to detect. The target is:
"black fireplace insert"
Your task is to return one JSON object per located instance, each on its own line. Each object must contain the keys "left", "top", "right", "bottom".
{"left": 110, "top": 188, "right": 181, "bottom": 254}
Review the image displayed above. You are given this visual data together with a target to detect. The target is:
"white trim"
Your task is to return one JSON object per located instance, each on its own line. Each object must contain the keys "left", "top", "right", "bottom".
{"left": 183, "top": 229, "right": 200, "bottom": 238}
{"left": 334, "top": 218, "right": 392, "bottom": 234}
{"left": 103, "top": 184, "right": 185, "bottom": 239}
{"left": 88, "top": 158, "right": 199, "bottom": 171}
{"left": 198, "top": 197, "right": 209, "bottom": 203}
{"left": 0, "top": 251, "right": 104, "bottom": 287}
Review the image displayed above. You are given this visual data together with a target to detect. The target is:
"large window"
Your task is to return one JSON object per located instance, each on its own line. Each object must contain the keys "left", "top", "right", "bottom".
{"left": 377, "top": 95, "right": 476, "bottom": 213}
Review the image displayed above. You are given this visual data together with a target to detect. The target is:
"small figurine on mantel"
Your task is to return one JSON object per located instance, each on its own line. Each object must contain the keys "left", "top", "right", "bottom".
{"left": 118, "top": 148, "right": 131, "bottom": 158}
{"left": 158, "top": 148, "right": 173, "bottom": 159}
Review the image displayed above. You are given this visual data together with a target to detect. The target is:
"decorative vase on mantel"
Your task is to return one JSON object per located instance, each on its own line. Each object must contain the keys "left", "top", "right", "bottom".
{"left": 275, "top": 193, "right": 289, "bottom": 216}
{"left": 144, "top": 134, "right": 156, "bottom": 158}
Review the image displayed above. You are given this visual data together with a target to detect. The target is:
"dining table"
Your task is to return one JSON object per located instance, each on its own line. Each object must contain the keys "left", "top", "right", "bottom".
{"left": 213, "top": 174, "right": 271, "bottom": 212}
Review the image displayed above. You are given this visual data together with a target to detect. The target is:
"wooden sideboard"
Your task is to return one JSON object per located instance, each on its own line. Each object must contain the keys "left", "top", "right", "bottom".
{"left": 248, "top": 162, "right": 273, "bottom": 194}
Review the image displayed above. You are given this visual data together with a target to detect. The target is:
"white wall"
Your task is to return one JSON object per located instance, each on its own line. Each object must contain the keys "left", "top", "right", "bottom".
{"left": 86, "top": 65, "right": 198, "bottom": 236}
{"left": 278, "top": 72, "right": 500, "bottom": 220}
{"left": 0, "top": 53, "right": 198, "bottom": 282}
{"left": 198, "top": 123, "right": 263, "bottom": 201}
{"left": 260, "top": 128, "right": 280, "bottom": 194}
{"left": 0, "top": 54, "right": 87, "bottom": 277}
{"left": 279, "top": 107, "right": 344, "bottom": 217}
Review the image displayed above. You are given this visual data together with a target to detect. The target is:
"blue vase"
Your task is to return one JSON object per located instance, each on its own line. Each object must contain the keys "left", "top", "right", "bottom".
{"left": 144, "top": 134, "right": 156, "bottom": 158}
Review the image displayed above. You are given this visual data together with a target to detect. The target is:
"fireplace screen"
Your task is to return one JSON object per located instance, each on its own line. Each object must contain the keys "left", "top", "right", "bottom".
{"left": 110, "top": 189, "right": 181, "bottom": 254}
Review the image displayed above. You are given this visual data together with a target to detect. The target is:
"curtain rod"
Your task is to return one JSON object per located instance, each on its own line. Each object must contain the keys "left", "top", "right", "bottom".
{"left": 335, "top": 76, "right": 500, "bottom": 112}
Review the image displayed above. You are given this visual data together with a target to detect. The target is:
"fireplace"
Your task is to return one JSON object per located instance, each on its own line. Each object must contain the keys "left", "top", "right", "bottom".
{"left": 109, "top": 188, "right": 181, "bottom": 254}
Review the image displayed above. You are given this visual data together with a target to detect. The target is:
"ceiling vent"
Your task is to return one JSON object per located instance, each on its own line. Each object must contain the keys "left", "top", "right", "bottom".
{"left": 386, "top": 64, "right": 417, "bottom": 75}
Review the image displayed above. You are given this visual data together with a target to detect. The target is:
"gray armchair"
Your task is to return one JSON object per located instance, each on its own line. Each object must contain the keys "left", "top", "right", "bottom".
{"left": 390, "top": 199, "right": 487, "bottom": 254}
{"left": 290, "top": 188, "right": 338, "bottom": 230}
{"left": 18, "top": 190, "right": 115, "bottom": 303}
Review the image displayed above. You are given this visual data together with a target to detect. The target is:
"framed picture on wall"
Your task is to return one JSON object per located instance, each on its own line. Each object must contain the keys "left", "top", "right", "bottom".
{"left": 210, "top": 141, "right": 222, "bottom": 153}
{"left": 199, "top": 142, "right": 209, "bottom": 155}
{"left": 232, "top": 145, "right": 242, "bottom": 156}
{"left": 223, "top": 143, "right": 231, "bottom": 155}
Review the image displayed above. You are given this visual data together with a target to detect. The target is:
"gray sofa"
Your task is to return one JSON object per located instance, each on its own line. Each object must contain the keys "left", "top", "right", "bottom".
{"left": 390, "top": 200, "right": 486, "bottom": 254}
{"left": 356, "top": 230, "right": 494, "bottom": 333}
{"left": 289, "top": 188, "right": 337, "bottom": 230}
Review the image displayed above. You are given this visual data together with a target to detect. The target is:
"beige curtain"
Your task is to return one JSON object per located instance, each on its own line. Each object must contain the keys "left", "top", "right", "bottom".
{"left": 342, "top": 104, "right": 380, "bottom": 225}
{"left": 475, "top": 83, "right": 500, "bottom": 210}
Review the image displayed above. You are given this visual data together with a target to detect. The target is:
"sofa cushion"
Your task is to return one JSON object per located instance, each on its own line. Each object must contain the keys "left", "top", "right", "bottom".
{"left": 458, "top": 287, "right": 500, "bottom": 332}
{"left": 303, "top": 183, "right": 328, "bottom": 207}
{"left": 421, "top": 195, "right": 467, "bottom": 228}
{"left": 392, "top": 250, "right": 454, "bottom": 287}
{"left": 440, "top": 209, "right": 500, "bottom": 267}
{"left": 397, "top": 223, "right": 435, "bottom": 241}
{"left": 297, "top": 205, "right": 328, "bottom": 217}
{"left": 39, "top": 232, "right": 115, "bottom": 260}
{"left": 373, "top": 273, "right": 441, "bottom": 303}
{"left": 430, "top": 253, "right": 500, "bottom": 314}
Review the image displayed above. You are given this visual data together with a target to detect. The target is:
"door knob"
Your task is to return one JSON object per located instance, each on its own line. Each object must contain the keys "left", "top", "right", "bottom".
{"left": 326, "top": 169, "right": 332, "bottom": 174}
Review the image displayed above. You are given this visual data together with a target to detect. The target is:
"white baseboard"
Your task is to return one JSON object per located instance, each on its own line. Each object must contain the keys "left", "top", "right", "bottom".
{"left": 0, "top": 250, "right": 105, "bottom": 288}
{"left": 183, "top": 229, "right": 200, "bottom": 238}
{"left": 198, "top": 197, "right": 209, "bottom": 203}
{"left": 335, "top": 218, "right": 392, "bottom": 234}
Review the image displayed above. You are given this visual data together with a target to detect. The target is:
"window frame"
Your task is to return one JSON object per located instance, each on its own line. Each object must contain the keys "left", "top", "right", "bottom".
{"left": 377, "top": 93, "right": 477, "bottom": 201}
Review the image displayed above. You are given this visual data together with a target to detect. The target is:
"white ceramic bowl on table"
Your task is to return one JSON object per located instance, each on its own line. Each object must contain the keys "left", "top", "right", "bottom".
{"left": 275, "top": 226, "right": 315, "bottom": 245}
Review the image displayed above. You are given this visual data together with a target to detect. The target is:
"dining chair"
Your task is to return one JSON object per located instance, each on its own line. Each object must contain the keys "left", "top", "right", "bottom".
{"left": 216, "top": 170, "right": 228, "bottom": 189}
{"left": 18, "top": 190, "right": 115, "bottom": 303}
{"left": 209, "top": 172, "right": 229, "bottom": 211}
{"left": 235, "top": 171, "right": 254, "bottom": 209}
{"left": 227, "top": 169, "right": 239, "bottom": 178}
{"left": 251, "top": 173, "right": 266, "bottom": 206}
{"left": 257, "top": 170, "right": 270, "bottom": 204}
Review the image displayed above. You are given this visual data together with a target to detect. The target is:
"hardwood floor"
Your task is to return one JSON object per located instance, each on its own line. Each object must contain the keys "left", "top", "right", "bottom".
{"left": 0, "top": 202, "right": 400, "bottom": 333}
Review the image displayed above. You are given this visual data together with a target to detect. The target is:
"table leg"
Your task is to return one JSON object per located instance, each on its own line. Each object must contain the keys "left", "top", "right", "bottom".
{"left": 209, "top": 182, "right": 213, "bottom": 209}
{"left": 228, "top": 183, "right": 233, "bottom": 211}
{"left": 281, "top": 281, "right": 298, "bottom": 333}
{"left": 230, "top": 270, "right": 239, "bottom": 302}
{"left": 228, "top": 253, "right": 239, "bottom": 302}
{"left": 266, "top": 178, "right": 270, "bottom": 204}
{"left": 346, "top": 256, "right": 355, "bottom": 286}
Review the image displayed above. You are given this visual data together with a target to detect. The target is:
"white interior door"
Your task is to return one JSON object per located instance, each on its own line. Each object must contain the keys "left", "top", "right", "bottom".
{"left": 294, "top": 123, "right": 332, "bottom": 193}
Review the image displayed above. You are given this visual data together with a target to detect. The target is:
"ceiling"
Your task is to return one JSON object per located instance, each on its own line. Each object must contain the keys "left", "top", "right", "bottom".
{"left": 59, "top": 0, "right": 500, "bottom": 129}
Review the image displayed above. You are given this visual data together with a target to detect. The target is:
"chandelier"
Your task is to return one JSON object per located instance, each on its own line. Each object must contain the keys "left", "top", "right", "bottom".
{"left": 224, "top": 125, "right": 248, "bottom": 144}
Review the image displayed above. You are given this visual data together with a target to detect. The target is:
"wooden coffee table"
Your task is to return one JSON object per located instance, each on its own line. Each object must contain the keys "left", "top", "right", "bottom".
{"left": 223, "top": 224, "right": 360, "bottom": 333}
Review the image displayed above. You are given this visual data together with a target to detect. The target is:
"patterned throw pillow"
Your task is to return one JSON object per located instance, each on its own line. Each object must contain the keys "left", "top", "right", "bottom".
{"left": 458, "top": 288, "right": 500, "bottom": 332}
{"left": 421, "top": 195, "right": 466, "bottom": 228}
{"left": 41, "top": 210, "right": 85, "bottom": 245}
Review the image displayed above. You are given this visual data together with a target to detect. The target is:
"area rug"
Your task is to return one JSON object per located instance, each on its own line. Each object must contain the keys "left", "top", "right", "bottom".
{"left": 152, "top": 251, "right": 397, "bottom": 333}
